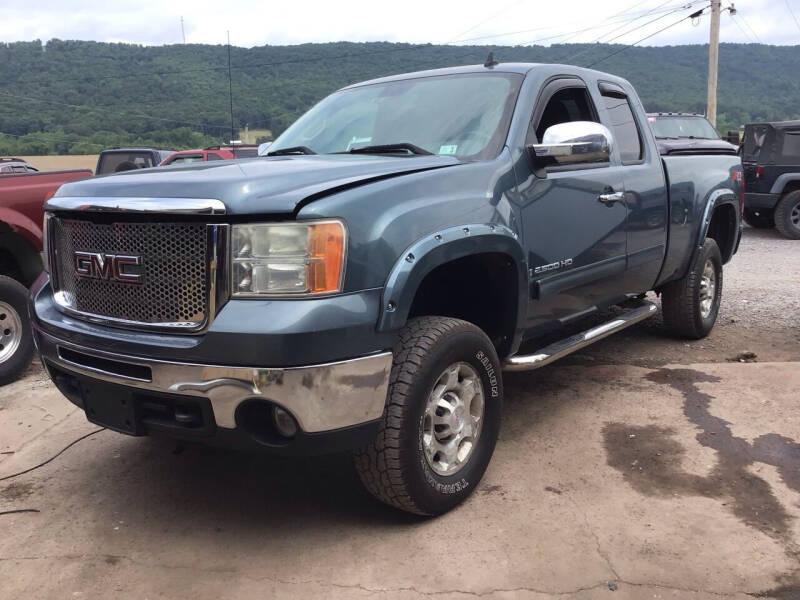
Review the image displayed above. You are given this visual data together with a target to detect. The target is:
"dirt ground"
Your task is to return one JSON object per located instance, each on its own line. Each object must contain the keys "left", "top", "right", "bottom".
{"left": 0, "top": 225, "right": 798, "bottom": 599}
{"left": 17, "top": 155, "right": 98, "bottom": 172}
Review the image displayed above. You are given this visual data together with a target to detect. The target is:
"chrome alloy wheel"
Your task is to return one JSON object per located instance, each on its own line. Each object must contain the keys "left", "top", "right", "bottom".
{"left": 791, "top": 202, "right": 800, "bottom": 228}
{"left": 0, "top": 301, "right": 23, "bottom": 364}
{"left": 699, "top": 259, "right": 717, "bottom": 319}
{"left": 422, "top": 362, "right": 485, "bottom": 476}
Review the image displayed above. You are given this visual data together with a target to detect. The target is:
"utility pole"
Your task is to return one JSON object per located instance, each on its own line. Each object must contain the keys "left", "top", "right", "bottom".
{"left": 706, "top": 0, "right": 721, "bottom": 126}
{"left": 227, "top": 31, "right": 235, "bottom": 144}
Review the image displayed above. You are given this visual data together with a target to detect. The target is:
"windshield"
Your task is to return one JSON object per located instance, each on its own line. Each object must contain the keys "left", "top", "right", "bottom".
{"left": 166, "top": 155, "right": 204, "bottom": 164}
{"left": 269, "top": 73, "right": 523, "bottom": 159}
{"left": 97, "top": 152, "right": 156, "bottom": 174}
{"left": 649, "top": 116, "right": 720, "bottom": 140}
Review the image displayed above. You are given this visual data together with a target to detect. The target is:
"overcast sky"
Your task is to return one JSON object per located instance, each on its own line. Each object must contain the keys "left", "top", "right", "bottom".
{"left": 1, "top": 0, "right": 797, "bottom": 48}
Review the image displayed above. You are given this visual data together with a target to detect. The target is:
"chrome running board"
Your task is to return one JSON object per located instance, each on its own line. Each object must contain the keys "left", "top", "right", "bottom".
{"left": 503, "top": 301, "right": 658, "bottom": 371}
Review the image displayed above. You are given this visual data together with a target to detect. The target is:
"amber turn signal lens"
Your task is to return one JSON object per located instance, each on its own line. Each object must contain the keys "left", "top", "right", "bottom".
{"left": 307, "top": 222, "right": 345, "bottom": 294}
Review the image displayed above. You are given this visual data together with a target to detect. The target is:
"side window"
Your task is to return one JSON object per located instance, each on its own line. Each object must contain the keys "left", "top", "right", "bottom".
{"left": 781, "top": 130, "right": 800, "bottom": 161}
{"left": 207, "top": 153, "right": 224, "bottom": 161}
{"left": 601, "top": 93, "right": 643, "bottom": 163}
{"left": 535, "top": 87, "right": 597, "bottom": 141}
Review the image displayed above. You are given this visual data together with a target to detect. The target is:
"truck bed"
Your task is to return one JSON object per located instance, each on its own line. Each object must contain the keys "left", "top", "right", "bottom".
{"left": 657, "top": 154, "right": 742, "bottom": 287}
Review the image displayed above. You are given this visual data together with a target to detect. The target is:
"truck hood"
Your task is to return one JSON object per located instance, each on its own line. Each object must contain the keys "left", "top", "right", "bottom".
{"left": 655, "top": 138, "right": 738, "bottom": 156}
{"left": 55, "top": 154, "right": 461, "bottom": 215}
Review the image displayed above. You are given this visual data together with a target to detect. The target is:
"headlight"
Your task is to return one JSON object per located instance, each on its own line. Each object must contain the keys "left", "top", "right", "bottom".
{"left": 231, "top": 220, "right": 346, "bottom": 296}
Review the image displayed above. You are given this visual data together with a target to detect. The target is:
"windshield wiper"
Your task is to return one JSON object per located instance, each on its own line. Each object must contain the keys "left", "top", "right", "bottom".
{"left": 347, "top": 142, "right": 433, "bottom": 156}
{"left": 267, "top": 146, "right": 317, "bottom": 156}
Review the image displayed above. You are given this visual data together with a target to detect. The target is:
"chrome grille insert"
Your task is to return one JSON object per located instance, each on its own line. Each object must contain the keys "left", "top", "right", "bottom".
{"left": 50, "top": 218, "right": 213, "bottom": 330}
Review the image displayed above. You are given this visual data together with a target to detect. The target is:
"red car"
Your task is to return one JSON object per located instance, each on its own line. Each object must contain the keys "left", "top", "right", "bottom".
{"left": 0, "top": 167, "right": 92, "bottom": 384}
{"left": 160, "top": 145, "right": 259, "bottom": 166}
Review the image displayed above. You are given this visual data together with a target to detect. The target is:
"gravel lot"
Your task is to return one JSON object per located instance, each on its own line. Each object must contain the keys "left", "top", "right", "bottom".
{"left": 0, "top": 225, "right": 798, "bottom": 599}
{"left": 564, "top": 225, "right": 800, "bottom": 367}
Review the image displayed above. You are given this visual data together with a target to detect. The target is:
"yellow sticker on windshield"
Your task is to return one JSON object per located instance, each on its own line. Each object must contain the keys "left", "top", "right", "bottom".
{"left": 439, "top": 145, "right": 458, "bottom": 155}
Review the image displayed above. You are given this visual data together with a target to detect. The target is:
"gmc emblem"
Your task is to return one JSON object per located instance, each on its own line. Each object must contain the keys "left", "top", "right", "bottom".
{"left": 73, "top": 251, "right": 142, "bottom": 283}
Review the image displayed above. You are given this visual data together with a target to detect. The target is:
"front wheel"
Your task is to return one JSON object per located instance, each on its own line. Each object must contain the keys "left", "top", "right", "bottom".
{"left": 0, "top": 275, "right": 35, "bottom": 386}
{"left": 354, "top": 316, "right": 502, "bottom": 515}
{"left": 660, "top": 238, "right": 723, "bottom": 339}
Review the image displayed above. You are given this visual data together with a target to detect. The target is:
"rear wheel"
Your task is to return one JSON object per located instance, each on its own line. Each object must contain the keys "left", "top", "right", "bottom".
{"left": 774, "top": 191, "right": 800, "bottom": 239}
{"left": 0, "top": 275, "right": 35, "bottom": 386}
{"left": 354, "top": 316, "right": 502, "bottom": 515}
{"left": 743, "top": 208, "right": 774, "bottom": 229}
{"left": 661, "top": 238, "right": 722, "bottom": 339}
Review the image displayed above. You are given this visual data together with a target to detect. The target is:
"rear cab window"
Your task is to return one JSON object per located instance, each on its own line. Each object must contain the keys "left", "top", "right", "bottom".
{"left": 167, "top": 155, "right": 204, "bottom": 164}
{"left": 98, "top": 152, "right": 156, "bottom": 173}
{"left": 599, "top": 87, "right": 643, "bottom": 164}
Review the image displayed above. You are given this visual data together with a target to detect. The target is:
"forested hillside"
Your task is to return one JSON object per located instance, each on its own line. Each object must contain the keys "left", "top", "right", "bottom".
{"left": 0, "top": 39, "right": 797, "bottom": 154}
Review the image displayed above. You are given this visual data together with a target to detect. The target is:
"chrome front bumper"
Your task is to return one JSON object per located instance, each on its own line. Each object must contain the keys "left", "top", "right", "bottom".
{"left": 35, "top": 328, "right": 392, "bottom": 433}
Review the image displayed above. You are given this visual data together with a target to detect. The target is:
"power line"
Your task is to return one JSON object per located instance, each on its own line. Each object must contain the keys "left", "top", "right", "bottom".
{"left": 451, "top": 2, "right": 694, "bottom": 44}
{"left": 596, "top": 1, "right": 697, "bottom": 45}
{"left": 786, "top": 0, "right": 800, "bottom": 33}
{"left": 585, "top": 4, "right": 711, "bottom": 68}
{"left": 563, "top": 0, "right": 692, "bottom": 62}
{"left": 556, "top": 0, "right": 663, "bottom": 46}
{"left": 730, "top": 14, "right": 757, "bottom": 42}
{"left": 737, "top": 10, "right": 762, "bottom": 42}
{"left": 445, "top": 0, "right": 525, "bottom": 43}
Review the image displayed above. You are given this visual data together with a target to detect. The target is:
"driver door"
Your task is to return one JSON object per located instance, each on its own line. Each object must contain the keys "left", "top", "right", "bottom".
{"left": 516, "top": 79, "right": 629, "bottom": 330}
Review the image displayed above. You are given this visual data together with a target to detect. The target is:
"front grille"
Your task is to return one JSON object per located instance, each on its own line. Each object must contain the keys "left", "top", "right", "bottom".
{"left": 50, "top": 218, "right": 210, "bottom": 329}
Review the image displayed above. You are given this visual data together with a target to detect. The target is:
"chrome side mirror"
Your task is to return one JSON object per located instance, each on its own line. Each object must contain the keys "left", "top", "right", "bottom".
{"left": 528, "top": 121, "right": 613, "bottom": 169}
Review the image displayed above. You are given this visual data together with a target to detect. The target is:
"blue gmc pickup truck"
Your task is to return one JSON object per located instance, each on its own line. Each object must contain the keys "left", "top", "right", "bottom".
{"left": 31, "top": 62, "right": 743, "bottom": 515}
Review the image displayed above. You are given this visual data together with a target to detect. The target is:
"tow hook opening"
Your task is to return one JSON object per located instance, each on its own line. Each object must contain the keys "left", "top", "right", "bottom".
{"left": 236, "top": 400, "right": 299, "bottom": 446}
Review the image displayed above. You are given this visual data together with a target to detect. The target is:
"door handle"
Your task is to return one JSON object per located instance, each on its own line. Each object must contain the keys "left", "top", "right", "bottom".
{"left": 598, "top": 191, "right": 625, "bottom": 207}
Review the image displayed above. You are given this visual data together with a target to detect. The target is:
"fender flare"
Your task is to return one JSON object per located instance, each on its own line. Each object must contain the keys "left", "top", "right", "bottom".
{"left": 692, "top": 188, "right": 739, "bottom": 267}
{"left": 769, "top": 173, "right": 800, "bottom": 195}
{"left": 0, "top": 208, "right": 42, "bottom": 251}
{"left": 0, "top": 211, "right": 43, "bottom": 285}
{"left": 377, "top": 223, "right": 528, "bottom": 347}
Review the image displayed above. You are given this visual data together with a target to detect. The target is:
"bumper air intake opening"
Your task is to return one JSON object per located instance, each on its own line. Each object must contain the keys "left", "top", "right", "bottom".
{"left": 58, "top": 347, "right": 152, "bottom": 381}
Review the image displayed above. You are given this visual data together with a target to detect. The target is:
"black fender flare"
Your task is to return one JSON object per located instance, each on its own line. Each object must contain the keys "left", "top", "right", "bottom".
{"left": 377, "top": 223, "right": 528, "bottom": 353}
{"left": 769, "top": 173, "right": 800, "bottom": 195}
{"left": 691, "top": 189, "right": 740, "bottom": 268}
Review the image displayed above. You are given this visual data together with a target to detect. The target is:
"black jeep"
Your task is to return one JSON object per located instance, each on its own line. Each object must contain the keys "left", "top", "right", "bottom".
{"left": 742, "top": 120, "right": 800, "bottom": 239}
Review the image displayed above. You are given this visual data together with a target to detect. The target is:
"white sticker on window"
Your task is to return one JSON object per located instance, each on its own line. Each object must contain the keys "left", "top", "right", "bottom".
{"left": 439, "top": 144, "right": 458, "bottom": 155}
{"left": 346, "top": 136, "right": 372, "bottom": 151}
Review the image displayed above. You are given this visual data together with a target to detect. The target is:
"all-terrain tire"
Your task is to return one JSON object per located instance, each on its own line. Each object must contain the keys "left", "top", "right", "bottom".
{"left": 743, "top": 208, "right": 774, "bottom": 229}
{"left": 774, "top": 191, "right": 800, "bottom": 239}
{"left": 354, "top": 316, "right": 503, "bottom": 516}
{"left": 0, "top": 275, "right": 35, "bottom": 386}
{"left": 661, "top": 238, "right": 723, "bottom": 339}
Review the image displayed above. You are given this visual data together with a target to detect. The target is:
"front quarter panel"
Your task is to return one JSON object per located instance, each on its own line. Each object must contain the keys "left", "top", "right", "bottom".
{"left": 297, "top": 151, "right": 522, "bottom": 293}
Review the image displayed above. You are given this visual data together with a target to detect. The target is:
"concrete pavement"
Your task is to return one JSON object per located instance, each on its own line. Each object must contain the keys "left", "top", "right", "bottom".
{"left": 2, "top": 360, "right": 799, "bottom": 599}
